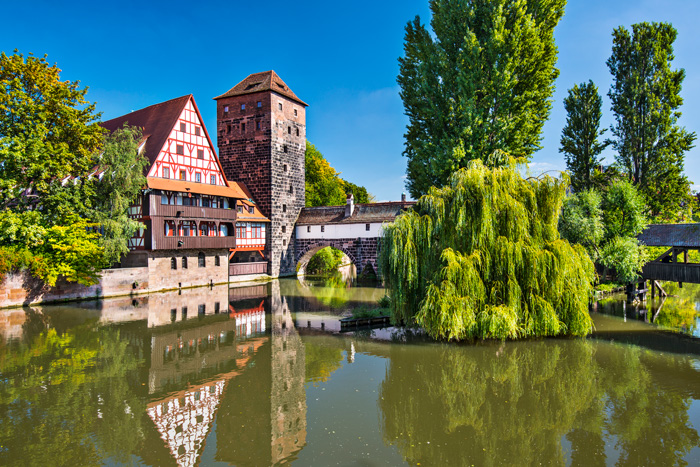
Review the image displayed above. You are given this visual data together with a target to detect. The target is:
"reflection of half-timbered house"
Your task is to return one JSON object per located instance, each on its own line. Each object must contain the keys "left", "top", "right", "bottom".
{"left": 102, "top": 95, "right": 269, "bottom": 290}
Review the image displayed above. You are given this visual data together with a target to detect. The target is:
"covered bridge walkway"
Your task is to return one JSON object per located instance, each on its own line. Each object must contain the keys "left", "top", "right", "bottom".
{"left": 638, "top": 223, "right": 700, "bottom": 284}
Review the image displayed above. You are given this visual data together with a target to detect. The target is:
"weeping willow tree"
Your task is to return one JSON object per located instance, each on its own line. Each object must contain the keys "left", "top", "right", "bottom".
{"left": 380, "top": 160, "right": 595, "bottom": 340}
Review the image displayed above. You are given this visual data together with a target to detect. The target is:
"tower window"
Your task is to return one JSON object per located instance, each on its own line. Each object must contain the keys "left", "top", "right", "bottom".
{"left": 227, "top": 124, "right": 231, "bottom": 134}
{"left": 294, "top": 109, "right": 297, "bottom": 117}
{"left": 241, "top": 123, "right": 246, "bottom": 132}
{"left": 180, "top": 122, "right": 186, "bottom": 132}
{"left": 296, "top": 128, "right": 299, "bottom": 136}
{"left": 241, "top": 104, "right": 246, "bottom": 111}
{"left": 321, "top": 225, "right": 325, "bottom": 232}
{"left": 256, "top": 121, "right": 261, "bottom": 130}
{"left": 283, "top": 239, "right": 286, "bottom": 246}
{"left": 176, "top": 144, "right": 184, "bottom": 155}
{"left": 307, "top": 226, "right": 310, "bottom": 233}
{"left": 282, "top": 204, "right": 287, "bottom": 213}
{"left": 283, "top": 164, "right": 288, "bottom": 172}
{"left": 224, "top": 105, "right": 229, "bottom": 114}
{"left": 283, "top": 145, "right": 288, "bottom": 153}
{"left": 171, "top": 257, "right": 177, "bottom": 270}
{"left": 197, "top": 149, "right": 204, "bottom": 159}
{"left": 278, "top": 103, "right": 282, "bottom": 111}
{"left": 257, "top": 101, "right": 262, "bottom": 108}
{"left": 289, "top": 185, "right": 293, "bottom": 194}
{"left": 215, "top": 256, "right": 220, "bottom": 266}
{"left": 198, "top": 252, "right": 205, "bottom": 267}
{"left": 195, "top": 126, "right": 201, "bottom": 136}
{"left": 182, "top": 257, "right": 188, "bottom": 269}
{"left": 288, "top": 126, "right": 291, "bottom": 134}
{"left": 366, "top": 224, "right": 370, "bottom": 231}
{"left": 282, "top": 226, "right": 286, "bottom": 233}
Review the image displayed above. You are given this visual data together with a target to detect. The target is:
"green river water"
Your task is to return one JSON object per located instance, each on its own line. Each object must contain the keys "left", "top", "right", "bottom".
{"left": 1, "top": 277, "right": 699, "bottom": 466}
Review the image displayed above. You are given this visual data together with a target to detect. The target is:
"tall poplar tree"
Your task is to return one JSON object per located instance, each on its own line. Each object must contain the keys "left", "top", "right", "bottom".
{"left": 607, "top": 22, "right": 696, "bottom": 219}
{"left": 398, "top": 0, "right": 566, "bottom": 197}
{"left": 560, "top": 81, "right": 608, "bottom": 192}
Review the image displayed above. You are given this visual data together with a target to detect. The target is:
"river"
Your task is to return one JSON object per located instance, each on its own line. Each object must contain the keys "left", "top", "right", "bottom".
{"left": 1, "top": 277, "right": 699, "bottom": 466}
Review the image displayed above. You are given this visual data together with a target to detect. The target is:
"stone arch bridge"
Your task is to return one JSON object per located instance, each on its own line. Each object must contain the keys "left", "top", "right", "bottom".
{"left": 293, "top": 197, "right": 414, "bottom": 278}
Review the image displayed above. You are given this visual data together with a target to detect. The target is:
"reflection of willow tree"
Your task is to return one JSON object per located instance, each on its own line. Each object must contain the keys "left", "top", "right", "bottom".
{"left": 304, "top": 339, "right": 344, "bottom": 385}
{"left": 0, "top": 323, "right": 145, "bottom": 465}
{"left": 654, "top": 283, "right": 700, "bottom": 335}
{"left": 379, "top": 340, "right": 700, "bottom": 466}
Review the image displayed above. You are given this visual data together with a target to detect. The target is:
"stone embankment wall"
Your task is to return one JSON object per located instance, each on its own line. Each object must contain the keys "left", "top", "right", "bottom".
{"left": 0, "top": 267, "right": 149, "bottom": 308}
{"left": 0, "top": 248, "right": 233, "bottom": 308}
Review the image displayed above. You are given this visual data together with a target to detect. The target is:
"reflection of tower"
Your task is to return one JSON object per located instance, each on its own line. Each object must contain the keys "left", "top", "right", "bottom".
{"left": 270, "top": 280, "right": 307, "bottom": 463}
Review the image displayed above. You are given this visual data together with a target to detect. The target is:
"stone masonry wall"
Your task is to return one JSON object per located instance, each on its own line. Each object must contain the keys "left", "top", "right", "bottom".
{"left": 147, "top": 248, "right": 229, "bottom": 291}
{"left": 0, "top": 267, "right": 149, "bottom": 308}
{"left": 217, "top": 90, "right": 306, "bottom": 278}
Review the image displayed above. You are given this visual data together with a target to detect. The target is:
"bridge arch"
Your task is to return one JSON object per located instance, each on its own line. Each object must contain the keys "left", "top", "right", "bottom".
{"left": 295, "top": 241, "right": 358, "bottom": 277}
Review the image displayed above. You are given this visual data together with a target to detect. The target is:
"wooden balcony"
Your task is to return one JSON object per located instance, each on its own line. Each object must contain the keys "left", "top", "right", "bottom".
{"left": 150, "top": 202, "right": 237, "bottom": 221}
{"left": 154, "top": 235, "right": 236, "bottom": 250}
{"left": 229, "top": 262, "right": 268, "bottom": 276}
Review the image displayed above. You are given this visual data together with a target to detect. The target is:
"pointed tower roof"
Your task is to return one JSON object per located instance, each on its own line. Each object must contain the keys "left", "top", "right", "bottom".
{"left": 214, "top": 70, "right": 308, "bottom": 106}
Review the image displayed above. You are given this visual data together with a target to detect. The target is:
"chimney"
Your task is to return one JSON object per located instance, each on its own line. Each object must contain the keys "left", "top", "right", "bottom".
{"left": 345, "top": 193, "right": 354, "bottom": 218}
{"left": 401, "top": 192, "right": 406, "bottom": 202}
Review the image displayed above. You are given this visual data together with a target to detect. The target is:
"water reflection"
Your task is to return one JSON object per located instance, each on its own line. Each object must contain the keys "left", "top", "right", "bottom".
{"left": 594, "top": 283, "right": 700, "bottom": 338}
{"left": 1, "top": 280, "right": 699, "bottom": 466}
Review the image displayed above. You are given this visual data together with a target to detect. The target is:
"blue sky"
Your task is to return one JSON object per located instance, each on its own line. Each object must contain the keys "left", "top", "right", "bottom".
{"left": 2, "top": 0, "right": 699, "bottom": 201}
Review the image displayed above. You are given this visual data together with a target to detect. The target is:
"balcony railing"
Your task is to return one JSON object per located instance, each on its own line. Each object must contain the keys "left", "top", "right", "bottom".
{"left": 230, "top": 262, "right": 268, "bottom": 276}
{"left": 154, "top": 235, "right": 236, "bottom": 250}
{"left": 150, "top": 203, "right": 237, "bottom": 221}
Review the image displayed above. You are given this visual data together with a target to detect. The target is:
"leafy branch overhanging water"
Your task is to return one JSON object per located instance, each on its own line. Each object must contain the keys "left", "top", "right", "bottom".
{"left": 380, "top": 160, "right": 595, "bottom": 340}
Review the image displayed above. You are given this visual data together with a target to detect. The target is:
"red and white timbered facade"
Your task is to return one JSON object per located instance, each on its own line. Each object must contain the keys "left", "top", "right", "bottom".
{"left": 102, "top": 95, "right": 270, "bottom": 258}
{"left": 148, "top": 99, "right": 226, "bottom": 188}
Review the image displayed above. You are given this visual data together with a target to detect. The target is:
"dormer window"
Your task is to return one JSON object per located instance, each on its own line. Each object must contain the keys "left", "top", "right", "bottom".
{"left": 237, "top": 205, "right": 243, "bottom": 213}
{"left": 248, "top": 206, "right": 254, "bottom": 214}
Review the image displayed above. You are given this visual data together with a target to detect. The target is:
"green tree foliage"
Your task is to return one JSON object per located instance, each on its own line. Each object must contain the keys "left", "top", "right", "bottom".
{"left": 305, "top": 142, "right": 373, "bottom": 206}
{"left": 607, "top": 22, "right": 697, "bottom": 219}
{"left": 558, "top": 189, "right": 604, "bottom": 260}
{"left": 380, "top": 160, "right": 594, "bottom": 341}
{"left": 559, "top": 180, "right": 648, "bottom": 283}
{"left": 560, "top": 81, "right": 609, "bottom": 192}
{"left": 0, "top": 51, "right": 104, "bottom": 215}
{"left": 398, "top": 0, "right": 566, "bottom": 197}
{"left": 0, "top": 52, "right": 147, "bottom": 283}
{"left": 306, "top": 246, "right": 345, "bottom": 274}
{"left": 93, "top": 124, "right": 148, "bottom": 265}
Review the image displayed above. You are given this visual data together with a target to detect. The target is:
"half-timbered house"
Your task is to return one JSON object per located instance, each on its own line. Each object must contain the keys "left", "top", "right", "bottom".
{"left": 102, "top": 95, "right": 269, "bottom": 289}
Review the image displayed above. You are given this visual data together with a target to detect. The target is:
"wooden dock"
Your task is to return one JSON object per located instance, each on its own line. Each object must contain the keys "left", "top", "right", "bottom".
{"left": 339, "top": 315, "right": 392, "bottom": 330}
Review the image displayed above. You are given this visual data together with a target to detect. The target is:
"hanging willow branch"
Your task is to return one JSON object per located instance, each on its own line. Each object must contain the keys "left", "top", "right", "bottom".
{"left": 380, "top": 160, "right": 595, "bottom": 340}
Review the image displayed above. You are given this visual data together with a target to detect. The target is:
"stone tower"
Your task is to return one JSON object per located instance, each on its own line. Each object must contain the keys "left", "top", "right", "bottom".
{"left": 214, "top": 71, "right": 307, "bottom": 277}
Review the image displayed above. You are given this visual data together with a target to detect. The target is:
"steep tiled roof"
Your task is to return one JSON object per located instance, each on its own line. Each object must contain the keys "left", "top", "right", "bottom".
{"left": 638, "top": 223, "right": 700, "bottom": 248}
{"left": 236, "top": 199, "right": 270, "bottom": 222}
{"left": 101, "top": 95, "right": 191, "bottom": 168}
{"left": 296, "top": 202, "right": 416, "bottom": 226}
{"left": 214, "top": 71, "right": 308, "bottom": 106}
